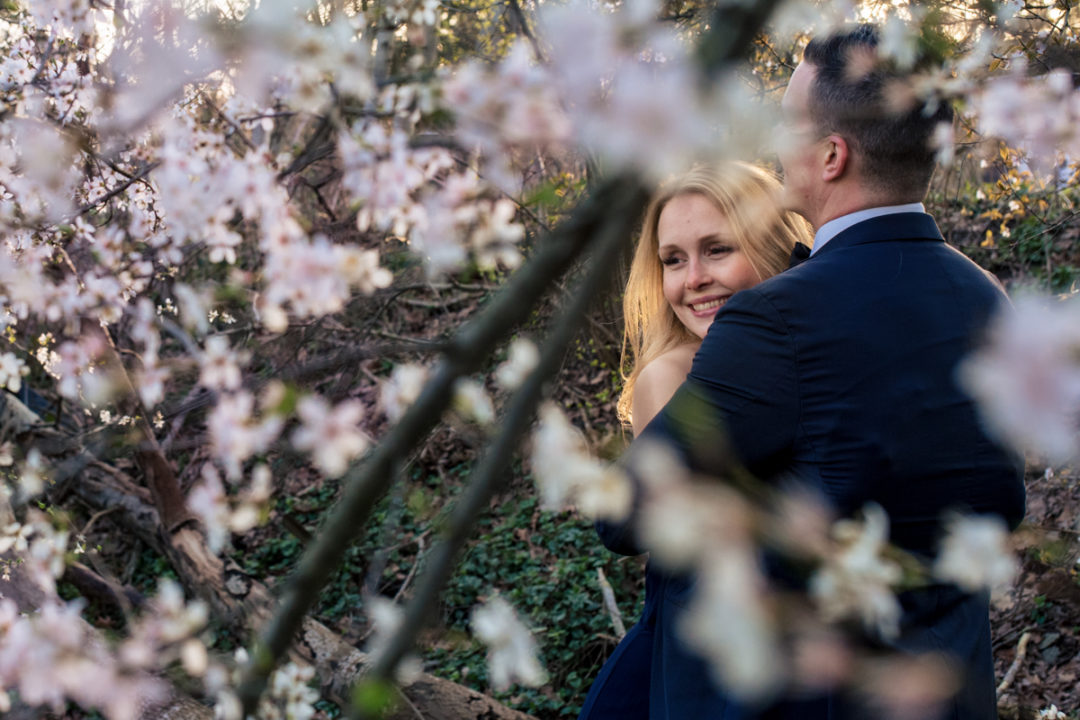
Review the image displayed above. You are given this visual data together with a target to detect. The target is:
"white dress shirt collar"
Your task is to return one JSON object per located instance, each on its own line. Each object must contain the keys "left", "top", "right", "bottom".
{"left": 811, "top": 202, "right": 927, "bottom": 256}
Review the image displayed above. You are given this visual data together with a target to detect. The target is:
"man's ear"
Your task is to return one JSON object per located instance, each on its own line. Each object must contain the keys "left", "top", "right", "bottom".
{"left": 821, "top": 134, "right": 849, "bottom": 182}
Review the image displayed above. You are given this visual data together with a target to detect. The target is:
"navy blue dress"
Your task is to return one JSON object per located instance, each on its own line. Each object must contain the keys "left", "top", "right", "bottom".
{"left": 576, "top": 570, "right": 657, "bottom": 720}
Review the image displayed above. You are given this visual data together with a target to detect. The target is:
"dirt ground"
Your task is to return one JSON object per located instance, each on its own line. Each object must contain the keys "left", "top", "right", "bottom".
{"left": 993, "top": 465, "right": 1080, "bottom": 719}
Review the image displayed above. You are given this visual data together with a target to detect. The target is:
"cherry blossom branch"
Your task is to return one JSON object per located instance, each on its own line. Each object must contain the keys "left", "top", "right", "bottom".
{"left": 277, "top": 110, "right": 337, "bottom": 181}
{"left": 355, "top": 177, "right": 649, "bottom": 703}
{"left": 234, "top": 173, "right": 648, "bottom": 714}
{"left": 75, "top": 161, "right": 161, "bottom": 217}
{"left": 198, "top": 89, "right": 258, "bottom": 153}
{"left": 278, "top": 341, "right": 436, "bottom": 383}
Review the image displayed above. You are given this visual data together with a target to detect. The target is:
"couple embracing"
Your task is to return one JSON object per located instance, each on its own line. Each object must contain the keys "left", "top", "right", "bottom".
{"left": 581, "top": 24, "right": 1026, "bottom": 720}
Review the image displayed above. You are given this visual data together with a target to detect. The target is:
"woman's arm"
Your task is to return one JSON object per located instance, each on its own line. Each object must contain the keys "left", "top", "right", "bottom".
{"left": 630, "top": 344, "right": 698, "bottom": 436}
{"left": 597, "top": 343, "right": 699, "bottom": 555}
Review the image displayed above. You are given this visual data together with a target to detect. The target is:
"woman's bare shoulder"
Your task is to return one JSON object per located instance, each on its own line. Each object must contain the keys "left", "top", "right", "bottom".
{"left": 637, "top": 343, "right": 698, "bottom": 383}
{"left": 631, "top": 343, "right": 699, "bottom": 435}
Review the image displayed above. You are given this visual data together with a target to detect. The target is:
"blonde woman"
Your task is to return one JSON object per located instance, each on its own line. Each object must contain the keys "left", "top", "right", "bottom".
{"left": 579, "top": 162, "right": 811, "bottom": 720}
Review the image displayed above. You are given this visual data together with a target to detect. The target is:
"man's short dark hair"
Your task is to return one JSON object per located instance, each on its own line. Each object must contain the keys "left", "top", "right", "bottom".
{"left": 803, "top": 24, "right": 953, "bottom": 200}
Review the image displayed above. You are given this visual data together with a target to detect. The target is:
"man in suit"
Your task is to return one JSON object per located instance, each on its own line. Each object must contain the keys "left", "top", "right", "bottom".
{"left": 599, "top": 24, "right": 1026, "bottom": 719}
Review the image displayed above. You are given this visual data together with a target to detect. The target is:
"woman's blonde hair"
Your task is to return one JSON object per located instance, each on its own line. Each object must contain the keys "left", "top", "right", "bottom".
{"left": 617, "top": 162, "right": 812, "bottom": 425}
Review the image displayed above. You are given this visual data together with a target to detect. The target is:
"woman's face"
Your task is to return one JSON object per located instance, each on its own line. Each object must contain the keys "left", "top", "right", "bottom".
{"left": 657, "top": 192, "right": 760, "bottom": 340}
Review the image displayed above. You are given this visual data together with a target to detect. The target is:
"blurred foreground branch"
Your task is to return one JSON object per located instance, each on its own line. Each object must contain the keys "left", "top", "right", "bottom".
{"left": 235, "top": 174, "right": 648, "bottom": 713}
{"left": 356, "top": 176, "right": 649, "bottom": 709}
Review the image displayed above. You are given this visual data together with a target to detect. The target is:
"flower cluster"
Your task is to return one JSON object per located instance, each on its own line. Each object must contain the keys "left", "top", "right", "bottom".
{"left": 188, "top": 463, "right": 273, "bottom": 553}
{"left": 809, "top": 504, "right": 903, "bottom": 640}
{"left": 0, "top": 598, "right": 160, "bottom": 720}
{"left": 0, "top": 568, "right": 211, "bottom": 720}
{"left": 342, "top": 119, "right": 527, "bottom": 276}
{"left": 119, "top": 579, "right": 209, "bottom": 674}
{"left": 259, "top": 232, "right": 393, "bottom": 331}
{"left": 972, "top": 67, "right": 1080, "bottom": 170}
{"left": 236, "top": 8, "right": 373, "bottom": 112}
{"left": 959, "top": 295, "right": 1080, "bottom": 464}
{"left": 291, "top": 395, "right": 371, "bottom": 478}
{"left": 442, "top": 41, "right": 572, "bottom": 189}
{"left": 470, "top": 596, "right": 547, "bottom": 691}
{"left": 679, "top": 548, "right": 782, "bottom": 701}
{"left": 453, "top": 378, "right": 496, "bottom": 425}
{"left": 0, "top": 118, "right": 80, "bottom": 223}
{"left": 494, "top": 338, "right": 540, "bottom": 391}
{"left": 207, "top": 389, "right": 285, "bottom": 481}
{"left": 0, "top": 510, "right": 68, "bottom": 591}
{"left": 380, "top": 363, "right": 429, "bottom": 423}
{"left": 529, "top": 402, "right": 632, "bottom": 520}
{"left": 933, "top": 513, "right": 1018, "bottom": 593}
{"left": 364, "top": 596, "right": 423, "bottom": 683}
{"left": 210, "top": 652, "right": 320, "bottom": 720}
{"left": 0, "top": 352, "right": 28, "bottom": 393}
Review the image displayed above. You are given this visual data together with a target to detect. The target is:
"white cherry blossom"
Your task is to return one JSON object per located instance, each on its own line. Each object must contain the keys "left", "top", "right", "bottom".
{"left": 291, "top": 395, "right": 370, "bottom": 478}
{"left": 809, "top": 504, "right": 903, "bottom": 640}
{"left": 494, "top": 338, "right": 540, "bottom": 390}
{"left": 199, "top": 335, "right": 245, "bottom": 391}
{"left": 453, "top": 379, "right": 495, "bottom": 425}
{"left": 364, "top": 596, "right": 423, "bottom": 683}
{"left": 933, "top": 514, "right": 1018, "bottom": 593}
{"left": 959, "top": 295, "right": 1080, "bottom": 463}
{"left": 0, "top": 352, "right": 28, "bottom": 392}
{"left": 678, "top": 548, "right": 783, "bottom": 701}
{"left": 381, "top": 363, "right": 429, "bottom": 422}
{"left": 529, "top": 403, "right": 632, "bottom": 520}
{"left": 470, "top": 596, "right": 547, "bottom": 691}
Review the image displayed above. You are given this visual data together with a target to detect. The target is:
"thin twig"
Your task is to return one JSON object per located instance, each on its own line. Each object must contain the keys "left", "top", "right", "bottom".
{"left": 199, "top": 90, "right": 258, "bottom": 153}
{"left": 505, "top": 0, "right": 546, "bottom": 64}
{"left": 81, "top": 505, "right": 122, "bottom": 537}
{"left": 391, "top": 535, "right": 425, "bottom": 604}
{"left": 997, "top": 631, "right": 1032, "bottom": 695}
{"left": 597, "top": 568, "right": 626, "bottom": 640}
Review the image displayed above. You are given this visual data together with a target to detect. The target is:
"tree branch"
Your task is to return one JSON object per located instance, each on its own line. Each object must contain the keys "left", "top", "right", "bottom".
{"left": 354, "top": 175, "right": 647, "bottom": 707}
{"left": 234, "top": 173, "right": 649, "bottom": 713}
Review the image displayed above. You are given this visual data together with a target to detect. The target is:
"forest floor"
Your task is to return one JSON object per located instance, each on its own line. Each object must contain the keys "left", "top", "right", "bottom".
{"left": 993, "top": 464, "right": 1080, "bottom": 719}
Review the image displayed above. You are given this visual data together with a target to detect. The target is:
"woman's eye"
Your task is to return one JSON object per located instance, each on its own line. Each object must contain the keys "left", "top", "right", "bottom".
{"left": 660, "top": 256, "right": 682, "bottom": 267}
{"left": 707, "top": 244, "right": 733, "bottom": 257}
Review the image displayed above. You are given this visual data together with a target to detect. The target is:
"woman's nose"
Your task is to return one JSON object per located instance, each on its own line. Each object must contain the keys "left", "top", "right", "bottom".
{"left": 685, "top": 259, "right": 711, "bottom": 289}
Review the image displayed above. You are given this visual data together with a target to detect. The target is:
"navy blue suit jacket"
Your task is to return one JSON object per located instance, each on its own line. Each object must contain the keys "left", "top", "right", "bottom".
{"left": 596, "top": 213, "right": 1026, "bottom": 719}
